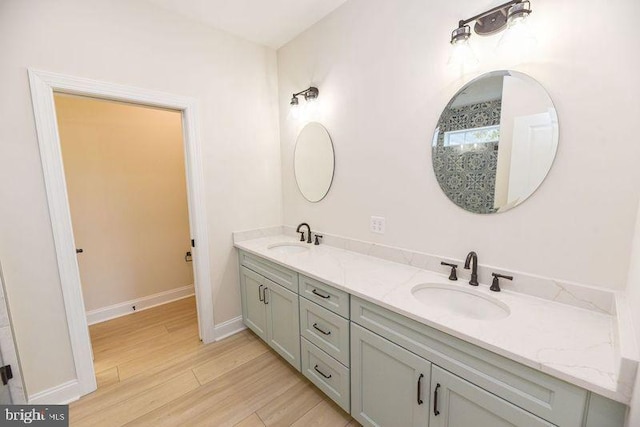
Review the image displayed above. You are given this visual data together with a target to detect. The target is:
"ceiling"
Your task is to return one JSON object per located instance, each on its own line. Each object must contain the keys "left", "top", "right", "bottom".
{"left": 145, "top": 0, "right": 348, "bottom": 49}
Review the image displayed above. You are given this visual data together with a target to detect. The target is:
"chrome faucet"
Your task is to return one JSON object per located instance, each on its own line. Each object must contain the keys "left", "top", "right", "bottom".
{"left": 296, "top": 223, "right": 312, "bottom": 244}
{"left": 464, "top": 251, "right": 479, "bottom": 286}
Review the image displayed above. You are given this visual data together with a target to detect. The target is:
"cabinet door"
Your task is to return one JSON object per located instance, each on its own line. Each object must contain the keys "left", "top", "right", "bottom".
{"left": 430, "top": 366, "right": 553, "bottom": 427}
{"left": 240, "top": 267, "right": 267, "bottom": 340}
{"left": 351, "top": 323, "right": 431, "bottom": 427}
{"left": 265, "top": 279, "right": 301, "bottom": 370}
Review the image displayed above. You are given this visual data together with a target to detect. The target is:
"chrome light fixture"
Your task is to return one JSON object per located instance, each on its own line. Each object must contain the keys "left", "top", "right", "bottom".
{"left": 290, "top": 87, "right": 319, "bottom": 106}
{"left": 290, "top": 87, "right": 319, "bottom": 120}
{"left": 449, "top": 0, "right": 534, "bottom": 67}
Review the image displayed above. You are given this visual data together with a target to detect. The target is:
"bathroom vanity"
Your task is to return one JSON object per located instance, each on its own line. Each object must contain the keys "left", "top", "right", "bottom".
{"left": 236, "top": 234, "right": 632, "bottom": 427}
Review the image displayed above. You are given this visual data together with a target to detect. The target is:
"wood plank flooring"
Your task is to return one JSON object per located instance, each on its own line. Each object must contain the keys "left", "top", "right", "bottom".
{"left": 70, "top": 296, "right": 360, "bottom": 427}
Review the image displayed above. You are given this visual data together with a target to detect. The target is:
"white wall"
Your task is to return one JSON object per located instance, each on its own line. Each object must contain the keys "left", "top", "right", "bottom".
{"left": 277, "top": 0, "right": 640, "bottom": 290}
{"left": 0, "top": 0, "right": 282, "bottom": 397}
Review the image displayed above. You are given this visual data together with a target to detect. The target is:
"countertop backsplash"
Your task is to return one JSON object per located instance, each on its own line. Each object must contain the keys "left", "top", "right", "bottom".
{"left": 234, "top": 225, "right": 616, "bottom": 314}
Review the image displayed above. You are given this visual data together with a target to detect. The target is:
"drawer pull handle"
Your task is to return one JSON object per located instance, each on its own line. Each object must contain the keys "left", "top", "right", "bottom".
{"left": 258, "top": 284, "right": 264, "bottom": 302}
{"left": 312, "top": 323, "right": 331, "bottom": 336}
{"left": 434, "top": 383, "right": 440, "bottom": 416}
{"left": 264, "top": 288, "right": 269, "bottom": 305}
{"left": 312, "top": 289, "right": 331, "bottom": 299}
{"left": 417, "top": 373, "right": 424, "bottom": 405}
{"left": 314, "top": 365, "right": 332, "bottom": 379}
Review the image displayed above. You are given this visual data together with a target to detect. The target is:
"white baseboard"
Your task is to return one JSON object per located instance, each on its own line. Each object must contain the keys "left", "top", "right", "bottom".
{"left": 86, "top": 285, "right": 195, "bottom": 325}
{"left": 29, "top": 380, "right": 81, "bottom": 405}
{"left": 214, "top": 316, "right": 246, "bottom": 341}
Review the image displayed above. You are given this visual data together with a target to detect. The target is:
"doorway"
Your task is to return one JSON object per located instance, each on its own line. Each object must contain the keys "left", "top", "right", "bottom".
{"left": 53, "top": 95, "right": 199, "bottom": 388}
{"left": 55, "top": 95, "right": 195, "bottom": 323}
{"left": 28, "top": 69, "right": 215, "bottom": 398}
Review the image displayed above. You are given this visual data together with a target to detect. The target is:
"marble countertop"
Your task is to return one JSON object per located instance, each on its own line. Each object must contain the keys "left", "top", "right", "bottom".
{"left": 234, "top": 234, "right": 633, "bottom": 404}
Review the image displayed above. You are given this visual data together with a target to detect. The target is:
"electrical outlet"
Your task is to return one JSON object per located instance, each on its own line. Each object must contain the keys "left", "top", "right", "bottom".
{"left": 370, "top": 216, "right": 386, "bottom": 234}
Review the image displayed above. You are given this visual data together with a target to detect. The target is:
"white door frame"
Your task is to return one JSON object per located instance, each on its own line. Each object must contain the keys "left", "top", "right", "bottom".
{"left": 27, "top": 69, "right": 215, "bottom": 396}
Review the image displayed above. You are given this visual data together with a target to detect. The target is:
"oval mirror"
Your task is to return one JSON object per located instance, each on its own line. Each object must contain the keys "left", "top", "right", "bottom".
{"left": 294, "top": 122, "right": 335, "bottom": 202}
{"left": 432, "top": 70, "right": 558, "bottom": 214}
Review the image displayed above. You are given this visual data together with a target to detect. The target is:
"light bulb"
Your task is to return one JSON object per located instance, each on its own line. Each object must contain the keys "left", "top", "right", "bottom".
{"left": 290, "top": 102, "right": 304, "bottom": 121}
{"left": 498, "top": 10, "right": 537, "bottom": 54}
{"left": 448, "top": 38, "right": 479, "bottom": 70}
{"left": 304, "top": 98, "right": 319, "bottom": 120}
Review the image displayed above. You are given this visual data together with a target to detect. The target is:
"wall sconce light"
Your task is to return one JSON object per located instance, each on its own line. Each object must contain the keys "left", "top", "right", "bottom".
{"left": 290, "top": 87, "right": 319, "bottom": 120}
{"left": 449, "top": 0, "right": 535, "bottom": 67}
{"left": 290, "top": 87, "right": 319, "bottom": 106}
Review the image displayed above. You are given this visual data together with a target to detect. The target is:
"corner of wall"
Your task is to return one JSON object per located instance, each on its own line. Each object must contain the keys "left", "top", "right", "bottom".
{"left": 623, "top": 198, "right": 640, "bottom": 426}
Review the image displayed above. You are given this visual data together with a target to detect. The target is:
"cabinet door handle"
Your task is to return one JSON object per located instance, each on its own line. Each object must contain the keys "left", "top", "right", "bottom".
{"left": 312, "top": 323, "right": 331, "bottom": 336}
{"left": 314, "top": 365, "right": 332, "bottom": 379}
{"left": 312, "top": 289, "right": 330, "bottom": 299}
{"left": 434, "top": 383, "right": 441, "bottom": 416}
{"left": 258, "top": 284, "right": 264, "bottom": 302}
{"left": 417, "top": 373, "right": 424, "bottom": 405}
{"left": 264, "top": 288, "right": 269, "bottom": 304}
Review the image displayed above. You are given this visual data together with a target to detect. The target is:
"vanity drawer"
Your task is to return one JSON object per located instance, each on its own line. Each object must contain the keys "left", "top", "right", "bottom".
{"left": 301, "top": 337, "right": 350, "bottom": 412}
{"left": 300, "top": 298, "right": 350, "bottom": 366}
{"left": 299, "top": 275, "right": 349, "bottom": 318}
{"left": 351, "top": 297, "right": 588, "bottom": 427}
{"left": 239, "top": 251, "right": 298, "bottom": 293}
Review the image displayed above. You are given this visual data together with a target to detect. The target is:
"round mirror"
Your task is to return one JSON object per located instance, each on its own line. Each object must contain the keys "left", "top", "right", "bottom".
{"left": 432, "top": 70, "right": 558, "bottom": 214}
{"left": 294, "top": 122, "right": 335, "bottom": 202}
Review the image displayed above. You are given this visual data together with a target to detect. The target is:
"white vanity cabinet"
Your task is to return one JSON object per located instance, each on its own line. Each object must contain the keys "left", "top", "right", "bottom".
{"left": 239, "top": 259, "right": 300, "bottom": 370}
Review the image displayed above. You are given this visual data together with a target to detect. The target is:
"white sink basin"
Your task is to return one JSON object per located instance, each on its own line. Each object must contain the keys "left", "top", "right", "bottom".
{"left": 411, "top": 284, "right": 510, "bottom": 321}
{"left": 267, "top": 242, "right": 310, "bottom": 255}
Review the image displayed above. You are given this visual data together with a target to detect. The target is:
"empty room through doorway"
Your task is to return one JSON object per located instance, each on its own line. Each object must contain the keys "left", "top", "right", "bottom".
{"left": 54, "top": 94, "right": 199, "bottom": 387}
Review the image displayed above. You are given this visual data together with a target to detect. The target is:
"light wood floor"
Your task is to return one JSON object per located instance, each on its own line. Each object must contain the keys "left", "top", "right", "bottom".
{"left": 70, "top": 296, "right": 360, "bottom": 427}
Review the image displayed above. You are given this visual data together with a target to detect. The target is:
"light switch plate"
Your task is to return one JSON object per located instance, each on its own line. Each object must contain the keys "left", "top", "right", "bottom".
{"left": 370, "top": 216, "right": 386, "bottom": 234}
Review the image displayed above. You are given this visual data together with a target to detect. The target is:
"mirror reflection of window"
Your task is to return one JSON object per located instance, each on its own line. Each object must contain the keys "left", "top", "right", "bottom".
{"left": 444, "top": 125, "right": 500, "bottom": 147}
